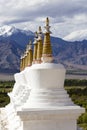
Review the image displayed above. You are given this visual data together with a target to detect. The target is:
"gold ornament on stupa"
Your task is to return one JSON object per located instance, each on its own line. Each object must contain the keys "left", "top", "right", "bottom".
{"left": 36, "top": 26, "right": 43, "bottom": 63}
{"left": 27, "top": 40, "right": 33, "bottom": 66}
{"left": 21, "top": 52, "right": 26, "bottom": 70}
{"left": 33, "top": 31, "right": 38, "bottom": 64}
{"left": 24, "top": 44, "right": 29, "bottom": 67}
{"left": 24, "top": 51, "right": 27, "bottom": 68}
{"left": 22, "top": 52, "right": 26, "bottom": 70}
{"left": 42, "top": 17, "right": 53, "bottom": 63}
{"left": 20, "top": 55, "right": 23, "bottom": 71}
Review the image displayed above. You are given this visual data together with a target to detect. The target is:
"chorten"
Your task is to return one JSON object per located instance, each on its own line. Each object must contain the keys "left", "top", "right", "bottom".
{"left": 1, "top": 17, "right": 85, "bottom": 130}
{"left": 17, "top": 18, "right": 85, "bottom": 130}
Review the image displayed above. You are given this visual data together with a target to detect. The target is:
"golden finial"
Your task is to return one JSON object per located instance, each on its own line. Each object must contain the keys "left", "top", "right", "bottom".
{"left": 20, "top": 55, "right": 23, "bottom": 71}
{"left": 42, "top": 17, "right": 53, "bottom": 63}
{"left": 46, "top": 17, "right": 49, "bottom": 26}
{"left": 38, "top": 26, "right": 43, "bottom": 40}
{"left": 24, "top": 43, "right": 30, "bottom": 67}
{"left": 33, "top": 43, "right": 38, "bottom": 63}
{"left": 28, "top": 40, "right": 32, "bottom": 50}
{"left": 27, "top": 40, "right": 33, "bottom": 66}
{"left": 24, "top": 51, "right": 28, "bottom": 68}
{"left": 37, "top": 26, "right": 43, "bottom": 63}
{"left": 22, "top": 57, "right": 24, "bottom": 70}
{"left": 38, "top": 26, "right": 42, "bottom": 33}
{"left": 33, "top": 32, "right": 38, "bottom": 63}
{"left": 21, "top": 52, "right": 26, "bottom": 71}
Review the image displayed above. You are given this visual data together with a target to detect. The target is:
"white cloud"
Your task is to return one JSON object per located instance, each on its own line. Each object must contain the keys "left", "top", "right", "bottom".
{"left": 0, "top": 0, "right": 87, "bottom": 37}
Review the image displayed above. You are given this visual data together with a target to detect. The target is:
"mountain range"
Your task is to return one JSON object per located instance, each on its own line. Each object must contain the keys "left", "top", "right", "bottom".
{"left": 0, "top": 25, "right": 87, "bottom": 74}
{"left": 63, "top": 29, "right": 87, "bottom": 42}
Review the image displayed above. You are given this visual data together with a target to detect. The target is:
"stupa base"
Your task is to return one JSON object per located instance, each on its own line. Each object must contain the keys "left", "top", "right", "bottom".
{"left": 17, "top": 106, "right": 84, "bottom": 130}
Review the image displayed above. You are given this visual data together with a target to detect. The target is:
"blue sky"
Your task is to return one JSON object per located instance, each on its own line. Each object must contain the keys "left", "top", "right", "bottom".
{"left": 0, "top": 0, "right": 87, "bottom": 38}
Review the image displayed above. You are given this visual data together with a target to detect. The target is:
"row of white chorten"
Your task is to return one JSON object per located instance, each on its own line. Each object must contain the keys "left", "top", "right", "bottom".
{"left": 20, "top": 17, "right": 53, "bottom": 71}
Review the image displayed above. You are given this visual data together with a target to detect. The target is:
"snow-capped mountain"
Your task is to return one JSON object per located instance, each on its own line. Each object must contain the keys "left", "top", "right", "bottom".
{"left": 63, "top": 29, "right": 87, "bottom": 42}
{"left": 0, "top": 26, "right": 87, "bottom": 74}
{"left": 0, "top": 25, "right": 34, "bottom": 37}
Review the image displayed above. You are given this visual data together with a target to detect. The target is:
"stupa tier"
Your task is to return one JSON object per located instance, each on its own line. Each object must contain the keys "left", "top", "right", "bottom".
{"left": 1, "top": 17, "right": 85, "bottom": 130}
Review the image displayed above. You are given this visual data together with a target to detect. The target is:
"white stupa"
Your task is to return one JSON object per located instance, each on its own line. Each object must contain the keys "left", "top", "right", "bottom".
{"left": 0, "top": 18, "right": 85, "bottom": 130}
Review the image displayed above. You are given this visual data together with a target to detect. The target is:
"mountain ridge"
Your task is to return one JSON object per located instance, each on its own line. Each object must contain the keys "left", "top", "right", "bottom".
{"left": 0, "top": 25, "right": 87, "bottom": 74}
{"left": 0, "top": 25, "right": 34, "bottom": 37}
{"left": 63, "top": 29, "right": 87, "bottom": 41}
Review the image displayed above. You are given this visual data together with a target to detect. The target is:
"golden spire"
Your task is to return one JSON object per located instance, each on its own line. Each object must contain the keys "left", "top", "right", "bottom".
{"left": 42, "top": 17, "right": 53, "bottom": 63}
{"left": 27, "top": 40, "right": 33, "bottom": 66}
{"left": 37, "top": 26, "right": 43, "bottom": 63}
{"left": 33, "top": 31, "right": 38, "bottom": 64}
{"left": 24, "top": 51, "right": 27, "bottom": 68}
{"left": 38, "top": 26, "right": 42, "bottom": 34}
{"left": 20, "top": 55, "right": 23, "bottom": 71}
{"left": 21, "top": 52, "right": 26, "bottom": 70}
{"left": 46, "top": 17, "right": 49, "bottom": 26}
{"left": 24, "top": 44, "right": 29, "bottom": 67}
{"left": 23, "top": 55, "right": 25, "bottom": 70}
